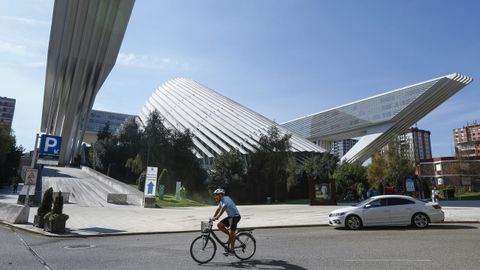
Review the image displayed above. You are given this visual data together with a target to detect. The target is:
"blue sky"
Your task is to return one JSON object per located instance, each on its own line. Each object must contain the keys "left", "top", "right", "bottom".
{"left": 1, "top": 0, "right": 479, "bottom": 157}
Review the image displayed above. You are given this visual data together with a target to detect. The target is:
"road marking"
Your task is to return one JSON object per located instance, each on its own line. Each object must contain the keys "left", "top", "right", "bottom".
{"left": 11, "top": 227, "right": 53, "bottom": 270}
{"left": 344, "top": 259, "right": 432, "bottom": 262}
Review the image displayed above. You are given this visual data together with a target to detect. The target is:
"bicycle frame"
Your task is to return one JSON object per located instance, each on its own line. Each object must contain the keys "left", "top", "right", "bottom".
{"left": 201, "top": 221, "right": 253, "bottom": 251}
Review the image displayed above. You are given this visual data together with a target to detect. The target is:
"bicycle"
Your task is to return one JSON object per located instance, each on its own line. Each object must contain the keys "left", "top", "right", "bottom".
{"left": 189, "top": 219, "right": 256, "bottom": 264}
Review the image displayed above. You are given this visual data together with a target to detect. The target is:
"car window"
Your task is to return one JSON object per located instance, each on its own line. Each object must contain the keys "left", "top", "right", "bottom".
{"left": 388, "top": 198, "right": 415, "bottom": 206}
{"left": 369, "top": 198, "right": 388, "bottom": 207}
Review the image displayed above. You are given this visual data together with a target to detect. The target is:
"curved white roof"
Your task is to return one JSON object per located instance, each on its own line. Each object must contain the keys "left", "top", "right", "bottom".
{"left": 282, "top": 73, "right": 473, "bottom": 163}
{"left": 140, "top": 78, "right": 325, "bottom": 161}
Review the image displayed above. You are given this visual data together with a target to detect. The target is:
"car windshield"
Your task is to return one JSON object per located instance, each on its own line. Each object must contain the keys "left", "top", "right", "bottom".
{"left": 354, "top": 197, "right": 376, "bottom": 207}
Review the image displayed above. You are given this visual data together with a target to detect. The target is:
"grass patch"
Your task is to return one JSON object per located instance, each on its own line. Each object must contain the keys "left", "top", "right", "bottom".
{"left": 126, "top": 184, "right": 211, "bottom": 207}
{"left": 128, "top": 183, "right": 139, "bottom": 190}
{"left": 455, "top": 191, "right": 480, "bottom": 200}
{"left": 155, "top": 194, "right": 210, "bottom": 208}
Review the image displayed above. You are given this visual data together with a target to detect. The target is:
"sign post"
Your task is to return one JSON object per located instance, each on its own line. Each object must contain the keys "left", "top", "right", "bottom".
{"left": 144, "top": 166, "right": 158, "bottom": 208}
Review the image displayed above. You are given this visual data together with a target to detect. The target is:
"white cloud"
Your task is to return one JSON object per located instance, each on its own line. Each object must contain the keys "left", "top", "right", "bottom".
{"left": 0, "top": 40, "right": 45, "bottom": 58}
{"left": 0, "top": 39, "right": 46, "bottom": 68}
{"left": 0, "top": 15, "right": 49, "bottom": 26}
{"left": 116, "top": 52, "right": 191, "bottom": 71}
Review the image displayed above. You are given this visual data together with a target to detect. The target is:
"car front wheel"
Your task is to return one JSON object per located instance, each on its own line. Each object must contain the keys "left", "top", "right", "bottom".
{"left": 345, "top": 215, "right": 362, "bottom": 230}
{"left": 412, "top": 213, "right": 429, "bottom": 228}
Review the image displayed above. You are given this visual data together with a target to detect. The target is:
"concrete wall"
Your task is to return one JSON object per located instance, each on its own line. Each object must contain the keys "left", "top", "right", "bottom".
{"left": 81, "top": 166, "right": 143, "bottom": 206}
{"left": 0, "top": 203, "right": 29, "bottom": 224}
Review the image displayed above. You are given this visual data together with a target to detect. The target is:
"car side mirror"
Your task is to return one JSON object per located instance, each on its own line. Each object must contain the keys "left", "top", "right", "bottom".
{"left": 364, "top": 204, "right": 372, "bottom": 209}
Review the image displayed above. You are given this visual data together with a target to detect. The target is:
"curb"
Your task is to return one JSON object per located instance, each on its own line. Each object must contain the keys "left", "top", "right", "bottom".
{"left": 1, "top": 221, "right": 331, "bottom": 238}
{"left": 2, "top": 221, "right": 479, "bottom": 238}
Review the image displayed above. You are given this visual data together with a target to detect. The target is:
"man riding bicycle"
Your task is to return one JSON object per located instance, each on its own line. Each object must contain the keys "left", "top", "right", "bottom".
{"left": 211, "top": 188, "right": 241, "bottom": 255}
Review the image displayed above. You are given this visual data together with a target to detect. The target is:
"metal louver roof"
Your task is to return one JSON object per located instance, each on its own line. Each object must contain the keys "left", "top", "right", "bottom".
{"left": 140, "top": 78, "right": 325, "bottom": 160}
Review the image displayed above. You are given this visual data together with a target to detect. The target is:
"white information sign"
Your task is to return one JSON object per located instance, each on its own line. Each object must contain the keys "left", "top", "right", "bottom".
{"left": 175, "top": 181, "right": 181, "bottom": 200}
{"left": 25, "top": 169, "right": 38, "bottom": 186}
{"left": 437, "top": 178, "right": 444, "bottom": 186}
{"left": 144, "top": 166, "right": 158, "bottom": 197}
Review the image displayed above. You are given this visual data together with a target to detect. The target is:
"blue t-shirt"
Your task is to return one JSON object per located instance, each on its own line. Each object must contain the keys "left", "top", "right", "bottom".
{"left": 219, "top": 196, "right": 240, "bottom": 217}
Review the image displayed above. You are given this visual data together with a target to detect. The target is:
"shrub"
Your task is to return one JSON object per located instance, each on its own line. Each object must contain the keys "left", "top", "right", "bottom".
{"left": 45, "top": 191, "right": 69, "bottom": 222}
{"left": 37, "top": 188, "right": 53, "bottom": 217}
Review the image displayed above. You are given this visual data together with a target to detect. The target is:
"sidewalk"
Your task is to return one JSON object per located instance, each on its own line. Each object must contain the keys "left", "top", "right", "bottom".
{"left": 1, "top": 191, "right": 480, "bottom": 237}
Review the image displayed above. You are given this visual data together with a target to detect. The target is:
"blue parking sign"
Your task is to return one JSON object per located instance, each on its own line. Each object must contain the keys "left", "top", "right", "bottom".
{"left": 39, "top": 135, "right": 62, "bottom": 156}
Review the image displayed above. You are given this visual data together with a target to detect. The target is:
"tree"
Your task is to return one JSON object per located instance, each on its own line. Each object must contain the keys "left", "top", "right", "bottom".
{"left": 91, "top": 124, "right": 116, "bottom": 174}
{"left": 367, "top": 152, "right": 387, "bottom": 188}
{"left": 367, "top": 139, "right": 415, "bottom": 193}
{"left": 384, "top": 139, "right": 415, "bottom": 189}
{"left": 210, "top": 149, "right": 246, "bottom": 200}
{"left": 142, "top": 110, "right": 171, "bottom": 168}
{"left": 247, "top": 126, "right": 292, "bottom": 202}
{"left": 0, "top": 126, "right": 23, "bottom": 187}
{"left": 333, "top": 161, "right": 368, "bottom": 200}
{"left": 302, "top": 153, "right": 339, "bottom": 180}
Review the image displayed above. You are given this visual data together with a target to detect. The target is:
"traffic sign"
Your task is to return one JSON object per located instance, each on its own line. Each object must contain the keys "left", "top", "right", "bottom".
{"left": 39, "top": 134, "right": 62, "bottom": 157}
{"left": 144, "top": 166, "right": 158, "bottom": 197}
{"left": 25, "top": 169, "right": 38, "bottom": 185}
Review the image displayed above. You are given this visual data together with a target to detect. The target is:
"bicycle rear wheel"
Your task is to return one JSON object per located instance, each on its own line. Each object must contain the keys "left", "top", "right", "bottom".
{"left": 234, "top": 232, "right": 256, "bottom": 260}
{"left": 190, "top": 235, "right": 216, "bottom": 264}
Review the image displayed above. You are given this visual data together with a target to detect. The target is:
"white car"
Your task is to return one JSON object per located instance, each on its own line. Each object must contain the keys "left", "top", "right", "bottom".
{"left": 328, "top": 195, "right": 444, "bottom": 230}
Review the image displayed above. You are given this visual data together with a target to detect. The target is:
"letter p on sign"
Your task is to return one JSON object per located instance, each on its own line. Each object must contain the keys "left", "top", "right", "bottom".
{"left": 44, "top": 137, "right": 57, "bottom": 152}
{"left": 39, "top": 135, "right": 62, "bottom": 156}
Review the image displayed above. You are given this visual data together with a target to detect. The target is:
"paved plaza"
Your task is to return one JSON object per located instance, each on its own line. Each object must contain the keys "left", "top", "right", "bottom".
{"left": 1, "top": 186, "right": 480, "bottom": 237}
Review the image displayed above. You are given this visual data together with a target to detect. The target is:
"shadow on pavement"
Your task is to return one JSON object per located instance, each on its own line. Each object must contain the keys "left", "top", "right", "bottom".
{"left": 76, "top": 227, "right": 126, "bottom": 234}
{"left": 42, "top": 168, "right": 75, "bottom": 178}
{"left": 205, "top": 259, "right": 307, "bottom": 269}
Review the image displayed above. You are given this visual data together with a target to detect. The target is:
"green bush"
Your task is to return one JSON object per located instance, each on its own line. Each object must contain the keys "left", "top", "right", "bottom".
{"left": 37, "top": 188, "right": 53, "bottom": 217}
{"left": 45, "top": 191, "right": 69, "bottom": 222}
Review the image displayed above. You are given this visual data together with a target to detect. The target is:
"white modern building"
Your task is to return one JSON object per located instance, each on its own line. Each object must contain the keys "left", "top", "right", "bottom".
{"left": 282, "top": 73, "right": 472, "bottom": 163}
{"left": 141, "top": 74, "right": 471, "bottom": 166}
{"left": 140, "top": 78, "right": 325, "bottom": 166}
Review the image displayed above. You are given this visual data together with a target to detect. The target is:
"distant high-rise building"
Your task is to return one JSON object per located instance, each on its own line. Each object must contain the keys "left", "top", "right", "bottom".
{"left": 453, "top": 122, "right": 480, "bottom": 158}
{"left": 331, "top": 139, "right": 358, "bottom": 158}
{"left": 0, "top": 96, "right": 16, "bottom": 130}
{"left": 81, "top": 109, "right": 137, "bottom": 145}
{"left": 398, "top": 127, "right": 432, "bottom": 163}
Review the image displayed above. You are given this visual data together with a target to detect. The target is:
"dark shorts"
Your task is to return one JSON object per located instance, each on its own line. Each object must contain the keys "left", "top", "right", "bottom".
{"left": 221, "top": 216, "right": 241, "bottom": 231}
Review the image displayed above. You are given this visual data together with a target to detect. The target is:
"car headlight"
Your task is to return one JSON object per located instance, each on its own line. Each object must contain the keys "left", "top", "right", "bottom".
{"left": 329, "top": 212, "right": 346, "bottom": 217}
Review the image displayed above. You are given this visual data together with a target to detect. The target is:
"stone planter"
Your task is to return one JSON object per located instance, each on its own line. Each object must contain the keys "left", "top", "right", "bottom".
{"left": 44, "top": 218, "right": 66, "bottom": 234}
{"left": 33, "top": 215, "right": 45, "bottom": 228}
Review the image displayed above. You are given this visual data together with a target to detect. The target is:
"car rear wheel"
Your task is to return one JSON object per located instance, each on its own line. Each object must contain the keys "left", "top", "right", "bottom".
{"left": 412, "top": 213, "right": 429, "bottom": 228}
{"left": 345, "top": 215, "right": 362, "bottom": 230}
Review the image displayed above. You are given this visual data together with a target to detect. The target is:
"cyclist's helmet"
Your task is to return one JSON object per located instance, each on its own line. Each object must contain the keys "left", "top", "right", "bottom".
{"left": 213, "top": 188, "right": 225, "bottom": 195}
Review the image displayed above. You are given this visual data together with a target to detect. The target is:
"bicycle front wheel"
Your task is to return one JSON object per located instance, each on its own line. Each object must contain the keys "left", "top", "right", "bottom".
{"left": 234, "top": 232, "right": 256, "bottom": 260}
{"left": 190, "top": 235, "right": 217, "bottom": 264}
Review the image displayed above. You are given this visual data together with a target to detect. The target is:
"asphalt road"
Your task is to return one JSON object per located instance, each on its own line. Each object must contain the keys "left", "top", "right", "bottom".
{"left": 1, "top": 223, "right": 479, "bottom": 270}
